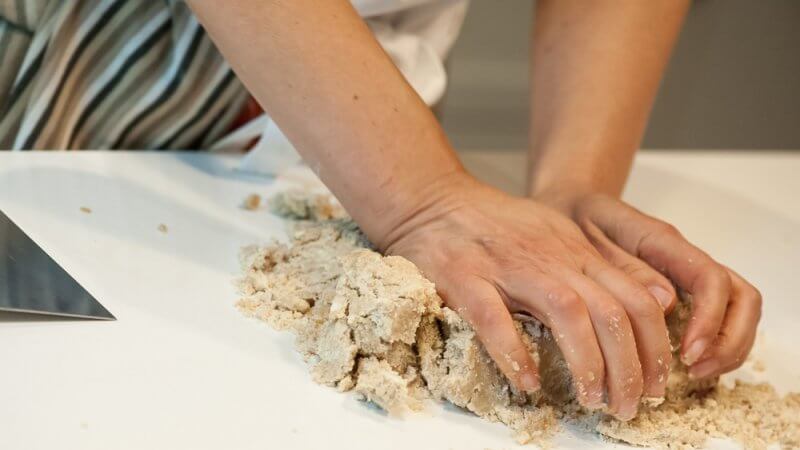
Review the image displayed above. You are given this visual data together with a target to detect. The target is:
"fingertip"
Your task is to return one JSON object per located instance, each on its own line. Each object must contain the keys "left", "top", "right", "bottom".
{"left": 681, "top": 337, "right": 711, "bottom": 366}
{"left": 580, "top": 384, "right": 605, "bottom": 410}
{"left": 616, "top": 404, "right": 639, "bottom": 422}
{"left": 513, "top": 349, "right": 541, "bottom": 393}
{"left": 688, "top": 358, "right": 719, "bottom": 380}
{"left": 520, "top": 371, "right": 541, "bottom": 393}
{"left": 491, "top": 338, "right": 541, "bottom": 394}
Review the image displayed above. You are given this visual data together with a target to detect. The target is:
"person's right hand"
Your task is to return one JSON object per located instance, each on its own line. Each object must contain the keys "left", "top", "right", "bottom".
{"left": 535, "top": 190, "right": 762, "bottom": 380}
{"left": 377, "top": 173, "right": 672, "bottom": 421}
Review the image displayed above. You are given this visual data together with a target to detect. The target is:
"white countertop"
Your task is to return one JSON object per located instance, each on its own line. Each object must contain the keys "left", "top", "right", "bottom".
{"left": 0, "top": 151, "right": 797, "bottom": 450}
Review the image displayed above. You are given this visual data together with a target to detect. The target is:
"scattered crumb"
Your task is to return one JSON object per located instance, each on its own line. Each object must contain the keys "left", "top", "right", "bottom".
{"left": 752, "top": 359, "right": 766, "bottom": 372}
{"left": 267, "top": 189, "right": 346, "bottom": 221}
{"left": 80, "top": 206, "right": 92, "bottom": 214}
{"left": 243, "top": 193, "right": 261, "bottom": 210}
{"left": 157, "top": 223, "right": 168, "bottom": 233}
{"left": 596, "top": 380, "right": 799, "bottom": 450}
{"left": 236, "top": 191, "right": 798, "bottom": 449}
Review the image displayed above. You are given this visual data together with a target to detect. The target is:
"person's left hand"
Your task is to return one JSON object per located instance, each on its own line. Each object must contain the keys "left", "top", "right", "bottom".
{"left": 535, "top": 190, "right": 762, "bottom": 380}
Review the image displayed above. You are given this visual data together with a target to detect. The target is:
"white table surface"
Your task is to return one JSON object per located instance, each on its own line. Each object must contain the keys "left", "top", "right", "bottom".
{"left": 0, "top": 151, "right": 797, "bottom": 450}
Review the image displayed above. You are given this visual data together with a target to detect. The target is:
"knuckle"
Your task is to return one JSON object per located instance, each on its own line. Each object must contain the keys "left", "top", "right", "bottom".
{"left": 469, "top": 299, "right": 505, "bottom": 330}
{"left": 702, "top": 263, "right": 731, "bottom": 286}
{"left": 603, "top": 303, "right": 628, "bottom": 325}
{"left": 584, "top": 360, "right": 606, "bottom": 388}
{"left": 601, "top": 303, "right": 636, "bottom": 340}
{"left": 546, "top": 287, "right": 583, "bottom": 315}
{"left": 619, "top": 261, "right": 648, "bottom": 277}
{"left": 630, "top": 293, "right": 665, "bottom": 322}
{"left": 654, "top": 221, "right": 680, "bottom": 237}
{"left": 694, "top": 321, "right": 721, "bottom": 339}
{"left": 747, "top": 285, "right": 764, "bottom": 310}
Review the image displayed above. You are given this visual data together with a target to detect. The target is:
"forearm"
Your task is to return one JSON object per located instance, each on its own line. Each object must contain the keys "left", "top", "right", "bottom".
{"left": 528, "top": 0, "right": 689, "bottom": 200}
{"left": 186, "top": 0, "right": 464, "bottom": 247}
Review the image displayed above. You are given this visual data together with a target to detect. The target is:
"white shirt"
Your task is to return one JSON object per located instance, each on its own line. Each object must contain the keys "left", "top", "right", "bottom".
{"left": 216, "top": 0, "right": 470, "bottom": 175}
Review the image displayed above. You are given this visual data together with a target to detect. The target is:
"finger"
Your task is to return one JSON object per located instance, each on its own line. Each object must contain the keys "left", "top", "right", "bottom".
{"left": 560, "top": 270, "right": 643, "bottom": 421}
{"left": 591, "top": 209, "right": 732, "bottom": 367}
{"left": 583, "top": 258, "right": 672, "bottom": 401}
{"left": 446, "top": 277, "right": 541, "bottom": 393}
{"left": 499, "top": 272, "right": 605, "bottom": 409}
{"left": 582, "top": 221, "right": 677, "bottom": 313}
{"left": 689, "top": 268, "right": 762, "bottom": 379}
{"left": 635, "top": 226, "right": 732, "bottom": 366}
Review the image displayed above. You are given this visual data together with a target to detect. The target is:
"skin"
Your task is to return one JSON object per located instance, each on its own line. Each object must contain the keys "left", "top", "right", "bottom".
{"left": 527, "top": 0, "right": 762, "bottom": 388}
{"left": 186, "top": 0, "right": 762, "bottom": 421}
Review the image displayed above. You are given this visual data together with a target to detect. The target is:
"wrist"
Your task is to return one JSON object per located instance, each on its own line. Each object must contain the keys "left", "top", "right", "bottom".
{"left": 527, "top": 139, "right": 633, "bottom": 205}
{"left": 529, "top": 184, "right": 595, "bottom": 216}
{"left": 528, "top": 165, "right": 627, "bottom": 218}
{"left": 362, "top": 166, "right": 478, "bottom": 252}
{"left": 527, "top": 157, "right": 627, "bottom": 215}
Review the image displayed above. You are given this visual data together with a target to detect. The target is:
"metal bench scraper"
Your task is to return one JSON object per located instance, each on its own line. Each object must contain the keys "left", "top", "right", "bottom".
{"left": 0, "top": 209, "right": 114, "bottom": 320}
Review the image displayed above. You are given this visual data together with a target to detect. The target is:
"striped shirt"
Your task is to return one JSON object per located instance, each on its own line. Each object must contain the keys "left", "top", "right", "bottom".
{"left": 0, "top": 0, "right": 250, "bottom": 150}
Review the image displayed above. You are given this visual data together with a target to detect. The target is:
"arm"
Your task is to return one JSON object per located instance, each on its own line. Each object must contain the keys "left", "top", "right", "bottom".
{"left": 528, "top": 0, "right": 761, "bottom": 380}
{"left": 187, "top": 0, "right": 461, "bottom": 245}
{"left": 528, "top": 0, "right": 688, "bottom": 198}
{"left": 188, "top": 0, "right": 675, "bottom": 419}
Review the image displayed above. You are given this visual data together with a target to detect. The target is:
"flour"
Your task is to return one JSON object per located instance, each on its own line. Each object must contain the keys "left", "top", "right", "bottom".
{"left": 236, "top": 190, "right": 799, "bottom": 448}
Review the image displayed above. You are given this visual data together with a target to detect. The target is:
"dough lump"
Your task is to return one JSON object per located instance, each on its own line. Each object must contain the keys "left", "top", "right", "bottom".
{"left": 236, "top": 190, "right": 799, "bottom": 449}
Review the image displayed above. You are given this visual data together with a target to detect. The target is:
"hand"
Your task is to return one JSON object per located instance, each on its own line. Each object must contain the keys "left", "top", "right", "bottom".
{"left": 380, "top": 174, "right": 672, "bottom": 420}
{"left": 537, "top": 190, "right": 762, "bottom": 380}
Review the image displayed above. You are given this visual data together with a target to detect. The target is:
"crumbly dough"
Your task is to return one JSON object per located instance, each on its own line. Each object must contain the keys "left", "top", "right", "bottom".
{"left": 237, "top": 217, "right": 557, "bottom": 443}
{"left": 236, "top": 191, "right": 799, "bottom": 448}
{"left": 243, "top": 193, "right": 261, "bottom": 210}
{"left": 267, "top": 189, "right": 346, "bottom": 221}
{"left": 595, "top": 381, "right": 799, "bottom": 449}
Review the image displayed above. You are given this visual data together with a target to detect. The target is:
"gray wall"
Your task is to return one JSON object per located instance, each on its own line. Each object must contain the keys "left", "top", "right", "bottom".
{"left": 441, "top": 0, "right": 800, "bottom": 150}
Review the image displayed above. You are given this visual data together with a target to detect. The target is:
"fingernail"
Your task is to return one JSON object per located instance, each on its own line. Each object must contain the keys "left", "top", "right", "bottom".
{"left": 521, "top": 372, "right": 541, "bottom": 393}
{"left": 648, "top": 285, "right": 673, "bottom": 311}
{"left": 682, "top": 338, "right": 709, "bottom": 366}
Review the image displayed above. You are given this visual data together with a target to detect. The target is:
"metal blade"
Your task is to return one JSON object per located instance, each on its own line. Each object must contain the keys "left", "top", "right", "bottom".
{"left": 0, "top": 209, "right": 114, "bottom": 320}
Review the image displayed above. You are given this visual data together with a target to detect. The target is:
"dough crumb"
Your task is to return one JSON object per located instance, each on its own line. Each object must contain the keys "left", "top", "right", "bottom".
{"left": 267, "top": 189, "right": 346, "bottom": 221}
{"left": 80, "top": 206, "right": 92, "bottom": 214}
{"left": 157, "top": 223, "right": 168, "bottom": 233}
{"left": 236, "top": 191, "right": 798, "bottom": 448}
{"left": 595, "top": 380, "right": 799, "bottom": 450}
{"left": 243, "top": 193, "right": 261, "bottom": 210}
